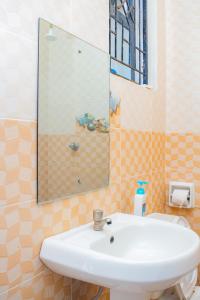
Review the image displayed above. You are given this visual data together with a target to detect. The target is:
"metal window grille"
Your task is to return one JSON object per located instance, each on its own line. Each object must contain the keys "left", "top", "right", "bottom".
{"left": 109, "top": 0, "right": 148, "bottom": 84}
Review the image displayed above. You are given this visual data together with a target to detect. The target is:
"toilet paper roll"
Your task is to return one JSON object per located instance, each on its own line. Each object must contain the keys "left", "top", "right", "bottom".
{"left": 171, "top": 189, "right": 189, "bottom": 206}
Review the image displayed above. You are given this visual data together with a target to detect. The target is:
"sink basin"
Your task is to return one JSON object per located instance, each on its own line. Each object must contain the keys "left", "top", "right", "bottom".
{"left": 40, "top": 213, "right": 200, "bottom": 300}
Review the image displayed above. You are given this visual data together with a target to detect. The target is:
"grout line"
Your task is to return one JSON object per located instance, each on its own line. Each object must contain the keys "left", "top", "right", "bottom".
{"left": 166, "top": 131, "right": 200, "bottom": 135}
{"left": 110, "top": 126, "right": 121, "bottom": 130}
{"left": 119, "top": 126, "right": 122, "bottom": 212}
{"left": 121, "top": 172, "right": 154, "bottom": 180}
{"left": 0, "top": 25, "right": 37, "bottom": 44}
{"left": 151, "top": 130, "right": 153, "bottom": 206}
{"left": 0, "top": 199, "right": 35, "bottom": 210}
{"left": 0, "top": 270, "right": 45, "bottom": 297}
{"left": 0, "top": 117, "right": 37, "bottom": 123}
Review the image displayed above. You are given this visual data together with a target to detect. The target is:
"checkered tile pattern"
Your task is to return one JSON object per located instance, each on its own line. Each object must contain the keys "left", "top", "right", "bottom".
{"left": 164, "top": 0, "right": 200, "bottom": 243}
{"left": 150, "top": 171, "right": 166, "bottom": 214}
{"left": 121, "top": 130, "right": 152, "bottom": 178}
{"left": 0, "top": 182, "right": 121, "bottom": 297}
{"left": 166, "top": 133, "right": 194, "bottom": 169}
{"left": 0, "top": 118, "right": 122, "bottom": 299}
{"left": 0, "top": 120, "right": 36, "bottom": 206}
{"left": 152, "top": 132, "right": 165, "bottom": 171}
{"left": 120, "top": 131, "right": 166, "bottom": 216}
{"left": 110, "top": 129, "right": 121, "bottom": 184}
{"left": 0, "top": 117, "right": 168, "bottom": 299}
{"left": 0, "top": 270, "right": 71, "bottom": 300}
{"left": 166, "top": 133, "right": 200, "bottom": 208}
{"left": 2, "top": 0, "right": 200, "bottom": 296}
{"left": 0, "top": 0, "right": 170, "bottom": 299}
{"left": 0, "top": 136, "right": 121, "bottom": 296}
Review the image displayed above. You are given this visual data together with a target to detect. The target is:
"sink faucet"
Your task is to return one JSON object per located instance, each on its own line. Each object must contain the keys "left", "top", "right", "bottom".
{"left": 93, "top": 209, "right": 112, "bottom": 231}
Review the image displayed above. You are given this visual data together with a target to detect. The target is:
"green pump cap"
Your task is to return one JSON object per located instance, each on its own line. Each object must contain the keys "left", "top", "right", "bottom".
{"left": 136, "top": 181, "right": 149, "bottom": 195}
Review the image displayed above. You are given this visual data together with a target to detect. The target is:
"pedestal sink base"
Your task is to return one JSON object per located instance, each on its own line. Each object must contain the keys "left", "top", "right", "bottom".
{"left": 110, "top": 289, "right": 151, "bottom": 300}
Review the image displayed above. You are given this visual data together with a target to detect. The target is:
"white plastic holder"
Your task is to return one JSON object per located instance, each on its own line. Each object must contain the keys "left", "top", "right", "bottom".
{"left": 169, "top": 181, "right": 195, "bottom": 208}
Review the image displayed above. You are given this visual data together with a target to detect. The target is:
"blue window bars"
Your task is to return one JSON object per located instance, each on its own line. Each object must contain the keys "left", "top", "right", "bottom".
{"left": 109, "top": 0, "right": 148, "bottom": 84}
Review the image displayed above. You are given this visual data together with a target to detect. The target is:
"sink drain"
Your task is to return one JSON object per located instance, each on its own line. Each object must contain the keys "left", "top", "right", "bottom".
{"left": 110, "top": 236, "right": 114, "bottom": 243}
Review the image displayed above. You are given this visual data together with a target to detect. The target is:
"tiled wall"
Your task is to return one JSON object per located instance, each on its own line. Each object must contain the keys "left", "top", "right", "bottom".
{"left": 0, "top": 99, "right": 166, "bottom": 300}
{"left": 165, "top": 0, "right": 200, "bottom": 235}
{"left": 111, "top": 0, "right": 166, "bottom": 215}
{"left": 165, "top": 133, "right": 200, "bottom": 234}
{"left": 0, "top": 118, "right": 121, "bottom": 300}
{"left": 0, "top": 0, "right": 166, "bottom": 299}
{"left": 165, "top": 0, "right": 200, "bottom": 134}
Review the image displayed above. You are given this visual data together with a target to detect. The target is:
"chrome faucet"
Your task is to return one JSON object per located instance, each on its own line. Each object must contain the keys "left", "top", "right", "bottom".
{"left": 93, "top": 209, "right": 112, "bottom": 231}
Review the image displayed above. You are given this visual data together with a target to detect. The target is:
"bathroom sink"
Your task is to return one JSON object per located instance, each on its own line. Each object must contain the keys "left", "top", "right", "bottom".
{"left": 40, "top": 213, "right": 200, "bottom": 300}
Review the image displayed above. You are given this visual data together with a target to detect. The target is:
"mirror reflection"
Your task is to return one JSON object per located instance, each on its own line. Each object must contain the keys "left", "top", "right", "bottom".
{"left": 37, "top": 19, "right": 110, "bottom": 203}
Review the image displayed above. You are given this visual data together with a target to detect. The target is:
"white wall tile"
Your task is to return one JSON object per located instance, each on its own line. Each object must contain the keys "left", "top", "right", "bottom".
{"left": 70, "top": 0, "right": 109, "bottom": 52}
{"left": 166, "top": 0, "right": 200, "bottom": 133}
{"left": 152, "top": 0, "right": 166, "bottom": 133}
{"left": 0, "top": 0, "right": 108, "bottom": 121}
{"left": 0, "top": 0, "right": 164, "bottom": 128}
{"left": 0, "top": 0, "right": 71, "bottom": 42}
{"left": 0, "top": 28, "right": 37, "bottom": 120}
{"left": 0, "top": 0, "right": 71, "bottom": 120}
{"left": 110, "top": 74, "right": 153, "bottom": 132}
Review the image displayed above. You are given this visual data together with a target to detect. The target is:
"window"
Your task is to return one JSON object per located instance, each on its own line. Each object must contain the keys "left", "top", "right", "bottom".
{"left": 109, "top": 0, "right": 148, "bottom": 84}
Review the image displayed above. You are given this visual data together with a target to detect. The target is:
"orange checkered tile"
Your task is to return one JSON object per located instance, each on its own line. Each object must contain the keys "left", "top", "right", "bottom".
{"left": 152, "top": 132, "right": 165, "bottom": 171}
{"left": 166, "top": 132, "right": 194, "bottom": 169}
{"left": 166, "top": 132, "right": 200, "bottom": 207}
{"left": 0, "top": 120, "right": 36, "bottom": 206}
{"left": 0, "top": 270, "right": 71, "bottom": 300}
{"left": 0, "top": 119, "right": 168, "bottom": 299}
{"left": 0, "top": 181, "right": 121, "bottom": 298}
{"left": 165, "top": 132, "right": 200, "bottom": 236}
{"left": 121, "top": 130, "right": 152, "bottom": 178}
{"left": 151, "top": 171, "right": 166, "bottom": 214}
{"left": 110, "top": 129, "right": 121, "bottom": 184}
{"left": 120, "top": 131, "right": 165, "bottom": 217}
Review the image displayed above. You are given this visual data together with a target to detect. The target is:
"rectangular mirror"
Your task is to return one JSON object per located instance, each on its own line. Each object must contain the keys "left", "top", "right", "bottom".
{"left": 37, "top": 19, "right": 110, "bottom": 203}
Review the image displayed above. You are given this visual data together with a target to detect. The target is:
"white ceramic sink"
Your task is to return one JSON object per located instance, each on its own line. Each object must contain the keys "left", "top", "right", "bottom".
{"left": 40, "top": 213, "right": 200, "bottom": 300}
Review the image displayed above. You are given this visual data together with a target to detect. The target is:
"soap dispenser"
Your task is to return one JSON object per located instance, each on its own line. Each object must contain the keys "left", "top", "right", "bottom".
{"left": 134, "top": 181, "right": 149, "bottom": 216}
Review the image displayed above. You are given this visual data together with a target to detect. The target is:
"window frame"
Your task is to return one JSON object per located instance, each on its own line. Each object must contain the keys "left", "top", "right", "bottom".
{"left": 109, "top": 0, "right": 148, "bottom": 85}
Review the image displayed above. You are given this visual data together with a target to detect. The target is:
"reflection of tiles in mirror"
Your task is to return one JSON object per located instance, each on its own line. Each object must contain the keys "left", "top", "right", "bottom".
{"left": 38, "top": 132, "right": 109, "bottom": 202}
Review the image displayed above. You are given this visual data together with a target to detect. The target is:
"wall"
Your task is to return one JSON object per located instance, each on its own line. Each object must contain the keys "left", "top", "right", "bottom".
{"left": 116, "top": 0, "right": 166, "bottom": 215}
{"left": 165, "top": 0, "right": 200, "bottom": 235}
{"left": 0, "top": 1, "right": 166, "bottom": 299}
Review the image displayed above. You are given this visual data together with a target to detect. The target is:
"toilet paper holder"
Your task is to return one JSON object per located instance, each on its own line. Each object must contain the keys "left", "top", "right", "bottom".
{"left": 169, "top": 181, "right": 195, "bottom": 208}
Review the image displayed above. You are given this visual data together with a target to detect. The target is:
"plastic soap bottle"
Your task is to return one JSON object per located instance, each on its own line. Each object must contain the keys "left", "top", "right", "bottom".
{"left": 134, "top": 181, "right": 149, "bottom": 216}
